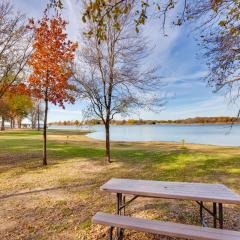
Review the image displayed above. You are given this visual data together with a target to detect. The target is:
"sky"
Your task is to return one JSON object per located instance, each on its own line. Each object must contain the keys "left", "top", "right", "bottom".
{"left": 12, "top": 0, "right": 239, "bottom": 122}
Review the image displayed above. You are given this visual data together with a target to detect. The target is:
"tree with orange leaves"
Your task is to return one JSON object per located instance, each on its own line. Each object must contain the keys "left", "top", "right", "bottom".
{"left": 28, "top": 5, "right": 78, "bottom": 166}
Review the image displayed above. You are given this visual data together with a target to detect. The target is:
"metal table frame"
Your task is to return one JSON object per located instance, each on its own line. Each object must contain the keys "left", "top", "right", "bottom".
{"left": 109, "top": 193, "right": 224, "bottom": 240}
{"left": 197, "top": 201, "right": 223, "bottom": 229}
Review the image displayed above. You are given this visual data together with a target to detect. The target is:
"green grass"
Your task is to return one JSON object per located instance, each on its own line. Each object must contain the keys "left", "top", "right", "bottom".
{"left": 0, "top": 129, "right": 240, "bottom": 239}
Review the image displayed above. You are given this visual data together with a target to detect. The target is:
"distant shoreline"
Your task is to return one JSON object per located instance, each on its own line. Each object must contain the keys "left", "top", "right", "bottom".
{"left": 49, "top": 116, "right": 240, "bottom": 126}
{"left": 49, "top": 122, "right": 240, "bottom": 127}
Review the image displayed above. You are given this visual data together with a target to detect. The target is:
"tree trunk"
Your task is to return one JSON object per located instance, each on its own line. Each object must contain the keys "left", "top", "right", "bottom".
{"left": 105, "top": 121, "right": 111, "bottom": 163}
{"left": 43, "top": 98, "right": 48, "bottom": 166}
{"left": 10, "top": 118, "right": 14, "bottom": 129}
{"left": 31, "top": 113, "right": 36, "bottom": 129}
{"left": 37, "top": 103, "right": 40, "bottom": 131}
{"left": 17, "top": 118, "right": 22, "bottom": 128}
{"left": 1, "top": 116, "right": 5, "bottom": 131}
{"left": 31, "top": 118, "right": 34, "bottom": 129}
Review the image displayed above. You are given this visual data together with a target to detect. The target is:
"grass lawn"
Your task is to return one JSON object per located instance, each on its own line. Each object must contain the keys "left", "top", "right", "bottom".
{"left": 0, "top": 129, "right": 240, "bottom": 239}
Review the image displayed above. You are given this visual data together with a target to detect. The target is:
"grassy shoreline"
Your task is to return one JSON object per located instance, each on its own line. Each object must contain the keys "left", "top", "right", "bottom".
{"left": 0, "top": 129, "right": 240, "bottom": 239}
{"left": 2, "top": 127, "right": 240, "bottom": 148}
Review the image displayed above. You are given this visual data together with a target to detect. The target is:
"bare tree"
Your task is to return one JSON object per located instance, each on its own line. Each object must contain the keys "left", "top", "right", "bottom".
{"left": 81, "top": 0, "right": 240, "bottom": 100}
{"left": 74, "top": 5, "right": 164, "bottom": 163}
{"left": 0, "top": 0, "right": 32, "bottom": 99}
{"left": 28, "top": 99, "right": 44, "bottom": 130}
{"left": 203, "top": 31, "right": 239, "bottom": 102}
{"left": 184, "top": 1, "right": 240, "bottom": 117}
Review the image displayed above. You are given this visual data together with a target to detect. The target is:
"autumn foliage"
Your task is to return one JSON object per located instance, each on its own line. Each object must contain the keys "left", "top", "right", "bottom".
{"left": 8, "top": 83, "right": 30, "bottom": 96}
{"left": 28, "top": 8, "right": 78, "bottom": 165}
{"left": 28, "top": 14, "right": 77, "bottom": 107}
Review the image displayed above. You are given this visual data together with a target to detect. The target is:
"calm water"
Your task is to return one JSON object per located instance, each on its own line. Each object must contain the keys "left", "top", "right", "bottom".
{"left": 50, "top": 124, "right": 240, "bottom": 146}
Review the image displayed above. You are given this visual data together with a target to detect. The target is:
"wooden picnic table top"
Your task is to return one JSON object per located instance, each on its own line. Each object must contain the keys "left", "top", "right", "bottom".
{"left": 101, "top": 178, "right": 240, "bottom": 204}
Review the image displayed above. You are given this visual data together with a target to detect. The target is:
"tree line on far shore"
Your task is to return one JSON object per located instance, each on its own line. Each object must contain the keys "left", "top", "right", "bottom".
{"left": 49, "top": 117, "right": 240, "bottom": 126}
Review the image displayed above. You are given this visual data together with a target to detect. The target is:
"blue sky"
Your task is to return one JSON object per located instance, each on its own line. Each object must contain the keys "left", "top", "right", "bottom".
{"left": 13, "top": 0, "right": 239, "bottom": 121}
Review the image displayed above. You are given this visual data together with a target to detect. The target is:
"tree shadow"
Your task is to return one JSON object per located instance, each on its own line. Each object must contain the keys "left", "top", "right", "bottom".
{"left": 0, "top": 182, "right": 94, "bottom": 200}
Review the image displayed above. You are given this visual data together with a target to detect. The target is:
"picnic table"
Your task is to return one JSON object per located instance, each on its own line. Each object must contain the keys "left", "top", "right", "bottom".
{"left": 100, "top": 178, "right": 240, "bottom": 238}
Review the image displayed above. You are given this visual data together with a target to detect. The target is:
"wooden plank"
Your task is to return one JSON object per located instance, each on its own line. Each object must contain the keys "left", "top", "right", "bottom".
{"left": 100, "top": 178, "right": 240, "bottom": 204}
{"left": 92, "top": 212, "right": 240, "bottom": 240}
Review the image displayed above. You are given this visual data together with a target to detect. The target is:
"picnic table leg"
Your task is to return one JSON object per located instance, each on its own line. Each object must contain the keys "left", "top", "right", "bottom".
{"left": 123, "top": 196, "right": 126, "bottom": 215}
{"left": 213, "top": 202, "right": 217, "bottom": 228}
{"left": 116, "top": 193, "right": 124, "bottom": 239}
{"left": 199, "top": 201, "right": 204, "bottom": 226}
{"left": 198, "top": 201, "right": 223, "bottom": 229}
{"left": 108, "top": 227, "right": 114, "bottom": 240}
{"left": 218, "top": 203, "right": 223, "bottom": 229}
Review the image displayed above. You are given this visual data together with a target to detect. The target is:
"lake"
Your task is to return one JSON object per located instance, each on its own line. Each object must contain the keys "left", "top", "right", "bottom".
{"left": 49, "top": 124, "right": 240, "bottom": 147}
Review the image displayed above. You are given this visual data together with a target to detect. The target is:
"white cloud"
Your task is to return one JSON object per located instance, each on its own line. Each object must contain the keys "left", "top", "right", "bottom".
{"left": 63, "top": 0, "right": 82, "bottom": 41}
{"left": 142, "top": 94, "right": 238, "bottom": 120}
{"left": 162, "top": 70, "right": 208, "bottom": 84}
{"left": 143, "top": 19, "right": 181, "bottom": 67}
{"left": 50, "top": 109, "right": 82, "bottom": 114}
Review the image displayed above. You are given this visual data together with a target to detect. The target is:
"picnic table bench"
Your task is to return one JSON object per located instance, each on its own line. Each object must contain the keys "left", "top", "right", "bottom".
{"left": 93, "top": 212, "right": 240, "bottom": 240}
{"left": 92, "top": 178, "right": 240, "bottom": 239}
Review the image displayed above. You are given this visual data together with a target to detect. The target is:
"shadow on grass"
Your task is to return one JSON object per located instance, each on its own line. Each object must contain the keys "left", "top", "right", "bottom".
{"left": 0, "top": 182, "right": 94, "bottom": 200}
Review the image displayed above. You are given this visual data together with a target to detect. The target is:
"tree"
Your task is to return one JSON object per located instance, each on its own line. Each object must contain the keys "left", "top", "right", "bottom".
{"left": 0, "top": 96, "right": 10, "bottom": 131}
{"left": 55, "top": 0, "right": 240, "bottom": 104}
{"left": 82, "top": 0, "right": 240, "bottom": 117}
{"left": 187, "top": 1, "right": 240, "bottom": 115}
{"left": 50, "top": 0, "right": 238, "bottom": 40}
{"left": 8, "top": 94, "right": 32, "bottom": 128}
{"left": 74, "top": 4, "right": 163, "bottom": 163}
{"left": 82, "top": 0, "right": 181, "bottom": 40}
{"left": 4, "top": 90, "right": 32, "bottom": 129}
{"left": 203, "top": 28, "right": 239, "bottom": 116}
{"left": 0, "top": 83, "right": 31, "bottom": 129}
{"left": 0, "top": 0, "right": 32, "bottom": 99}
{"left": 81, "top": 1, "right": 240, "bottom": 39}
{"left": 74, "top": 120, "right": 80, "bottom": 126}
{"left": 29, "top": 99, "right": 44, "bottom": 130}
{"left": 28, "top": 6, "right": 78, "bottom": 166}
